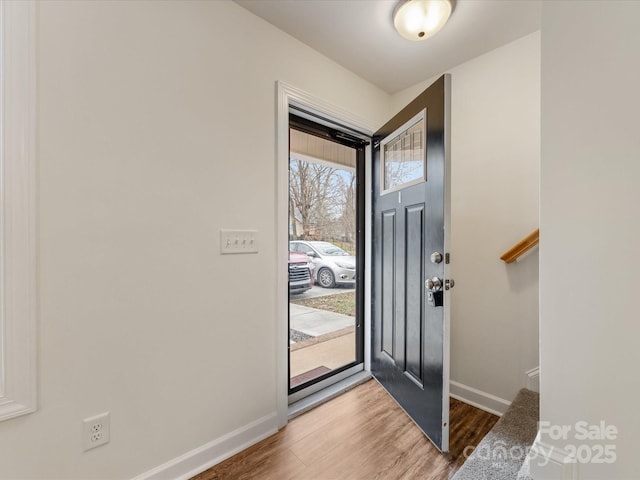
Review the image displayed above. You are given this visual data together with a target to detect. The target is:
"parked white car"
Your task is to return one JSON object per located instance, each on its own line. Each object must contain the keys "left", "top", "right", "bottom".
{"left": 289, "top": 241, "right": 356, "bottom": 288}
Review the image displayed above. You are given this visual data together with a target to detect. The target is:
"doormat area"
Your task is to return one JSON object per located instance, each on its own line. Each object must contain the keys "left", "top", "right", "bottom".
{"left": 290, "top": 366, "right": 331, "bottom": 389}
{"left": 452, "top": 388, "right": 539, "bottom": 480}
{"left": 290, "top": 328, "right": 313, "bottom": 343}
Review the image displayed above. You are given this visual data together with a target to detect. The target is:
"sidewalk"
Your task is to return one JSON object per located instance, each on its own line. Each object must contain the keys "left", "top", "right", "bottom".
{"left": 289, "top": 303, "right": 354, "bottom": 337}
{"left": 289, "top": 302, "right": 356, "bottom": 383}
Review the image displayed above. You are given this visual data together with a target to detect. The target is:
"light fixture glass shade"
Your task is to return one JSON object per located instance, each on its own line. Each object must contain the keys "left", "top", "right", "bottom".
{"left": 393, "top": 0, "right": 452, "bottom": 41}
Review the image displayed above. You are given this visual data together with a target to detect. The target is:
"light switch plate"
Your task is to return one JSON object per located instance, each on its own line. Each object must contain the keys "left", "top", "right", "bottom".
{"left": 220, "top": 229, "right": 259, "bottom": 254}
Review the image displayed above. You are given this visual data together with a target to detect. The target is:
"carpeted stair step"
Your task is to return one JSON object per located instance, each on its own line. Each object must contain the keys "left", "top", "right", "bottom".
{"left": 516, "top": 455, "right": 533, "bottom": 480}
{"left": 452, "top": 388, "right": 539, "bottom": 480}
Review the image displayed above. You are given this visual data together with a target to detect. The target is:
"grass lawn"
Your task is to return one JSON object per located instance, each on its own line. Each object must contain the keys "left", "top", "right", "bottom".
{"left": 291, "top": 291, "right": 356, "bottom": 317}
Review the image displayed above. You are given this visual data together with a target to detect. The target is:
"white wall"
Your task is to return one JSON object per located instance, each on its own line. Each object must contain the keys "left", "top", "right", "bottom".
{"left": 535, "top": 2, "right": 640, "bottom": 478}
{"left": 392, "top": 32, "right": 541, "bottom": 409}
{"left": 0, "top": 1, "right": 389, "bottom": 478}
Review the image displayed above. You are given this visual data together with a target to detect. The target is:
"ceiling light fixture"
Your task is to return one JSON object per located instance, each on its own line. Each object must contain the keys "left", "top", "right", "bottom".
{"left": 393, "top": 0, "right": 453, "bottom": 42}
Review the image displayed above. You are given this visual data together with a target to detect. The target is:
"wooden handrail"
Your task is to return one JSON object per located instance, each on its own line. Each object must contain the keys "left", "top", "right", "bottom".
{"left": 500, "top": 229, "right": 539, "bottom": 263}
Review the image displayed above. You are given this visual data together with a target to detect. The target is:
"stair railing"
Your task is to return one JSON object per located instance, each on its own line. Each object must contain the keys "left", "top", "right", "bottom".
{"left": 500, "top": 229, "right": 539, "bottom": 263}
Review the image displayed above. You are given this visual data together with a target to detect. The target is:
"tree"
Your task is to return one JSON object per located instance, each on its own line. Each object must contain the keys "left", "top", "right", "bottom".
{"left": 289, "top": 158, "right": 344, "bottom": 240}
{"left": 339, "top": 171, "right": 356, "bottom": 244}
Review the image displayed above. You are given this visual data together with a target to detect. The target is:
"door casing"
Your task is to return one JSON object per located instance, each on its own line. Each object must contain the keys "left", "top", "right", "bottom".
{"left": 276, "top": 82, "right": 375, "bottom": 427}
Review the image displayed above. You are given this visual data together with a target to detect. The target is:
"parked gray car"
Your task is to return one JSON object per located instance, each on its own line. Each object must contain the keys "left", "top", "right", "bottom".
{"left": 289, "top": 241, "right": 356, "bottom": 288}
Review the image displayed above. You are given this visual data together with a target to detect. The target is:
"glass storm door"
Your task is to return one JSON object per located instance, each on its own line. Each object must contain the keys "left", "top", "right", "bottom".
{"left": 288, "top": 113, "right": 365, "bottom": 397}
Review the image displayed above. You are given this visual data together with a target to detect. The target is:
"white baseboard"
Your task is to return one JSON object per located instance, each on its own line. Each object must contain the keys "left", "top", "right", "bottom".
{"left": 131, "top": 413, "right": 278, "bottom": 480}
{"left": 449, "top": 381, "right": 511, "bottom": 416}
{"left": 526, "top": 366, "right": 540, "bottom": 392}
{"left": 528, "top": 430, "right": 577, "bottom": 480}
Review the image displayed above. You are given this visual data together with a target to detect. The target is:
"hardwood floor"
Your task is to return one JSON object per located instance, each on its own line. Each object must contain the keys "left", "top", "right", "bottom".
{"left": 192, "top": 379, "right": 498, "bottom": 480}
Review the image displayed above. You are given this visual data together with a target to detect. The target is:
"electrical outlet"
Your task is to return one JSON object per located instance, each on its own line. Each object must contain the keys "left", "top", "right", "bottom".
{"left": 83, "top": 412, "right": 110, "bottom": 451}
{"left": 220, "top": 229, "right": 259, "bottom": 254}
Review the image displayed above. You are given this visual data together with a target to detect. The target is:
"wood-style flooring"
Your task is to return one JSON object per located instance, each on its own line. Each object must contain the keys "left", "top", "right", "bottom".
{"left": 192, "top": 379, "right": 498, "bottom": 480}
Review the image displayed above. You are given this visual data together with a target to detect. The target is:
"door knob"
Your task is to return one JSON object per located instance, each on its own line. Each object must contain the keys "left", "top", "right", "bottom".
{"left": 425, "top": 277, "right": 442, "bottom": 291}
{"left": 445, "top": 279, "right": 455, "bottom": 290}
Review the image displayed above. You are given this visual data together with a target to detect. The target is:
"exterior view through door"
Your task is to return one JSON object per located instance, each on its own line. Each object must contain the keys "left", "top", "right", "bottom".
{"left": 284, "top": 75, "right": 450, "bottom": 452}
{"left": 288, "top": 114, "right": 365, "bottom": 395}
{"left": 372, "top": 74, "right": 451, "bottom": 452}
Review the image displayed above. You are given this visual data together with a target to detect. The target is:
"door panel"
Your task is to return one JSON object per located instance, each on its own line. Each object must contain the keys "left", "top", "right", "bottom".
{"left": 405, "top": 203, "right": 425, "bottom": 386}
{"left": 381, "top": 210, "right": 396, "bottom": 359}
{"left": 372, "top": 74, "right": 450, "bottom": 452}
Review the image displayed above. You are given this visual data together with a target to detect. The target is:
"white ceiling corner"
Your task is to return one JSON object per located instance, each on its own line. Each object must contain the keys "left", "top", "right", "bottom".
{"left": 234, "top": 0, "right": 541, "bottom": 94}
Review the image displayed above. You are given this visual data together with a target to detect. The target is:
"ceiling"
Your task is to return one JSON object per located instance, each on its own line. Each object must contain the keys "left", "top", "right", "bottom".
{"left": 235, "top": 0, "right": 541, "bottom": 94}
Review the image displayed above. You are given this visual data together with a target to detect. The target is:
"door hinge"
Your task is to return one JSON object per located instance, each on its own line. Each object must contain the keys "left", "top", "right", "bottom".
{"left": 445, "top": 253, "right": 450, "bottom": 264}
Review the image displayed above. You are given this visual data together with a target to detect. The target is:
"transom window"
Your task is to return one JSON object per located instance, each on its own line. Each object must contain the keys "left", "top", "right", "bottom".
{"left": 380, "top": 109, "right": 427, "bottom": 194}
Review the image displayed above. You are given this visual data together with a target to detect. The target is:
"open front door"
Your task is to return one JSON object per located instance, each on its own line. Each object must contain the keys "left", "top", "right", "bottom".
{"left": 372, "top": 74, "right": 451, "bottom": 451}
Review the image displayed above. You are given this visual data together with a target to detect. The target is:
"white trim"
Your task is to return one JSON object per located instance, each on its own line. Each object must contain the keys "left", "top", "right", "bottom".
{"left": 363, "top": 144, "right": 372, "bottom": 372}
{"left": 0, "top": 0, "right": 37, "bottom": 422}
{"left": 289, "top": 371, "right": 371, "bottom": 419}
{"left": 441, "top": 73, "right": 452, "bottom": 452}
{"left": 276, "top": 81, "right": 374, "bottom": 429}
{"left": 526, "top": 366, "right": 540, "bottom": 392}
{"left": 449, "top": 381, "right": 511, "bottom": 416}
{"left": 131, "top": 413, "right": 278, "bottom": 480}
{"left": 288, "top": 363, "right": 364, "bottom": 404}
{"left": 528, "top": 430, "right": 578, "bottom": 480}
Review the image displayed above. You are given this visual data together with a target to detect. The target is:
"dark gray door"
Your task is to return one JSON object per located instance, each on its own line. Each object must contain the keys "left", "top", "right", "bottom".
{"left": 372, "top": 75, "right": 451, "bottom": 452}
